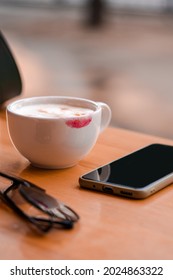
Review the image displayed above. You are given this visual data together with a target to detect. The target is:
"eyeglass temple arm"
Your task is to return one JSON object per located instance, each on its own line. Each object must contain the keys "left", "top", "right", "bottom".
{"left": 0, "top": 171, "right": 45, "bottom": 192}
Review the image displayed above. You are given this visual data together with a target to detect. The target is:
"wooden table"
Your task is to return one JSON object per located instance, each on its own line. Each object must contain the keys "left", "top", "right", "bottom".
{"left": 1, "top": 108, "right": 173, "bottom": 260}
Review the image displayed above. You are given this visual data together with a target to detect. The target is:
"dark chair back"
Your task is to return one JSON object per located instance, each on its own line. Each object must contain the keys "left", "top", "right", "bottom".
{"left": 0, "top": 31, "right": 22, "bottom": 104}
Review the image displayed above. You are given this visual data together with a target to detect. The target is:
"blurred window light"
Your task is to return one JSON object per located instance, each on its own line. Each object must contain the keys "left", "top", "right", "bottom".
{"left": 108, "top": 0, "right": 165, "bottom": 10}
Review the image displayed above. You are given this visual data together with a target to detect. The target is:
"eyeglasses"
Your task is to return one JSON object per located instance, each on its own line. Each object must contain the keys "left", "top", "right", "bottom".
{"left": 0, "top": 172, "right": 79, "bottom": 233}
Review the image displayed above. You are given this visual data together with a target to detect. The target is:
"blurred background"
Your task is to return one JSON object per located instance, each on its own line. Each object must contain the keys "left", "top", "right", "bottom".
{"left": 1, "top": 0, "right": 173, "bottom": 139}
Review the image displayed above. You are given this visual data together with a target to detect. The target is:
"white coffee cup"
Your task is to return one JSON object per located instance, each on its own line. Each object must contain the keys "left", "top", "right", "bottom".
{"left": 6, "top": 96, "right": 111, "bottom": 169}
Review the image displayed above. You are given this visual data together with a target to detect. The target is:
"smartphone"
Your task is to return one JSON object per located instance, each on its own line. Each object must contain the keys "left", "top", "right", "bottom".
{"left": 79, "top": 144, "right": 173, "bottom": 199}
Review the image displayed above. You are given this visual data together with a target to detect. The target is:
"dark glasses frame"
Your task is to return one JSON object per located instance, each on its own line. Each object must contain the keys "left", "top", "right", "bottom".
{"left": 0, "top": 172, "right": 79, "bottom": 233}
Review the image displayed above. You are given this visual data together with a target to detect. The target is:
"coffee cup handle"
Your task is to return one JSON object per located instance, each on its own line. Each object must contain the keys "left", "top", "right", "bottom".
{"left": 97, "top": 102, "right": 112, "bottom": 133}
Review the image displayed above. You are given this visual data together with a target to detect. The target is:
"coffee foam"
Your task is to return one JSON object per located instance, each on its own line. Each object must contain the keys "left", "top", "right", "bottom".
{"left": 16, "top": 103, "right": 94, "bottom": 118}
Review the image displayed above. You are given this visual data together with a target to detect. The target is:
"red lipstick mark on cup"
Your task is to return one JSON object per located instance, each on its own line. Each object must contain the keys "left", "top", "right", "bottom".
{"left": 66, "top": 117, "right": 92, "bottom": 128}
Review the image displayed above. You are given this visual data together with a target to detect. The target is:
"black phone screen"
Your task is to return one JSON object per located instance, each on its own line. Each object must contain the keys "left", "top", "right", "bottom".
{"left": 82, "top": 144, "right": 173, "bottom": 188}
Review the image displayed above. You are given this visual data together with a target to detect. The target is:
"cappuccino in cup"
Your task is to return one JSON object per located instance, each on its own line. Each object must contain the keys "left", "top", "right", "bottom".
{"left": 7, "top": 96, "right": 111, "bottom": 169}
{"left": 16, "top": 103, "right": 94, "bottom": 119}
{"left": 15, "top": 103, "right": 94, "bottom": 129}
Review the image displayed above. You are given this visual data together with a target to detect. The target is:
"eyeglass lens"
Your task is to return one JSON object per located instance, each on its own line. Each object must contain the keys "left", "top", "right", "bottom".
{"left": 19, "top": 185, "right": 79, "bottom": 222}
{"left": 0, "top": 175, "right": 12, "bottom": 191}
